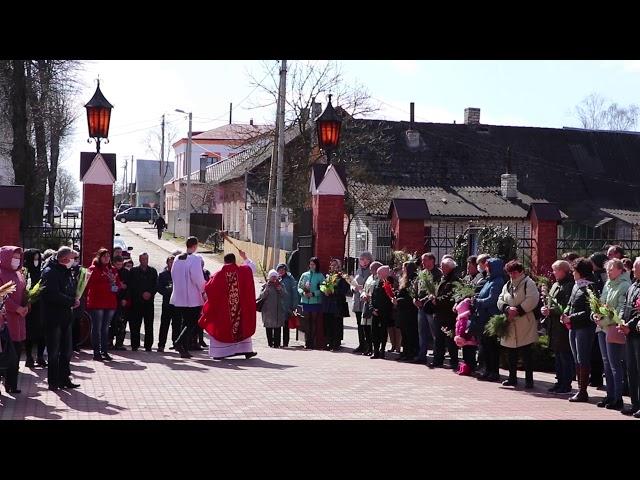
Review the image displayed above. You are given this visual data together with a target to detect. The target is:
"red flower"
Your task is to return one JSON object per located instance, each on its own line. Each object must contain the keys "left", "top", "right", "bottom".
{"left": 383, "top": 279, "right": 395, "bottom": 300}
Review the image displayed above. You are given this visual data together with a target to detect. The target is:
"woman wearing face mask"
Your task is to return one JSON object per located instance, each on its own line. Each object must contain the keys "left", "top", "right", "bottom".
{"left": 258, "top": 270, "right": 288, "bottom": 347}
{"left": 23, "top": 249, "right": 47, "bottom": 368}
{"left": 297, "top": 257, "right": 325, "bottom": 349}
{"left": 0, "top": 246, "right": 27, "bottom": 394}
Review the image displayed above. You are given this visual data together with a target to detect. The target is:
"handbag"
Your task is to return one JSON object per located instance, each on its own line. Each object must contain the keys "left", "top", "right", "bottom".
{"left": 256, "top": 297, "right": 265, "bottom": 313}
{"left": 288, "top": 314, "right": 300, "bottom": 329}
{"left": 606, "top": 324, "right": 626, "bottom": 345}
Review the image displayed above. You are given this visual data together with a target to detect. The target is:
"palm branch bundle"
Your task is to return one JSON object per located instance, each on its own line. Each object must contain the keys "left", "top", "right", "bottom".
{"left": 417, "top": 269, "right": 436, "bottom": 296}
{"left": 75, "top": 267, "right": 92, "bottom": 299}
{"left": 26, "top": 280, "right": 45, "bottom": 305}
{"left": 547, "top": 295, "right": 565, "bottom": 315}
{"left": 320, "top": 273, "right": 340, "bottom": 294}
{"left": 0, "top": 280, "right": 16, "bottom": 299}
{"left": 452, "top": 280, "right": 475, "bottom": 302}
{"left": 484, "top": 314, "right": 509, "bottom": 338}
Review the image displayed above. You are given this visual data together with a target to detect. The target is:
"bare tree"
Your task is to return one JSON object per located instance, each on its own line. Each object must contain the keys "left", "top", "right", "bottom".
{"left": 54, "top": 167, "right": 80, "bottom": 211}
{"left": 246, "top": 61, "right": 393, "bottom": 230}
{"left": 575, "top": 93, "right": 639, "bottom": 131}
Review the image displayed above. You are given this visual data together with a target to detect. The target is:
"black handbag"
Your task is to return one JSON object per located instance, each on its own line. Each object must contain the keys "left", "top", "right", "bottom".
{"left": 256, "top": 297, "right": 265, "bottom": 312}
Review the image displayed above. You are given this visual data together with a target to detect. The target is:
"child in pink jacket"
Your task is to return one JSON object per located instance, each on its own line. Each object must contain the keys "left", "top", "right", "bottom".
{"left": 454, "top": 298, "right": 478, "bottom": 376}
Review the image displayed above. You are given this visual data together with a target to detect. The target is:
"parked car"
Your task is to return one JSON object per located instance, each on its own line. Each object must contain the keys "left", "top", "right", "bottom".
{"left": 114, "top": 235, "right": 133, "bottom": 259}
{"left": 43, "top": 205, "right": 62, "bottom": 219}
{"left": 115, "top": 203, "right": 132, "bottom": 216}
{"left": 115, "top": 207, "right": 159, "bottom": 224}
{"left": 63, "top": 205, "right": 82, "bottom": 219}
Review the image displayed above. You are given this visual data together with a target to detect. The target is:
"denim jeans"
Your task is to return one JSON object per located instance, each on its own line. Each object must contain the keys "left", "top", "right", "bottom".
{"left": 597, "top": 331, "right": 625, "bottom": 401}
{"left": 554, "top": 351, "right": 575, "bottom": 389}
{"left": 89, "top": 309, "right": 115, "bottom": 356}
{"left": 417, "top": 310, "right": 432, "bottom": 360}
{"left": 569, "top": 327, "right": 595, "bottom": 367}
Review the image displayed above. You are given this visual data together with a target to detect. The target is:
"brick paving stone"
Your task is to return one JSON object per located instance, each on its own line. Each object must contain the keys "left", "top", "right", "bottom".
{"left": 0, "top": 222, "right": 632, "bottom": 420}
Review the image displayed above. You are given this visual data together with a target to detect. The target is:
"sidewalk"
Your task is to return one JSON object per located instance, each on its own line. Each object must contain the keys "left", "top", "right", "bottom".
{"left": 128, "top": 226, "right": 266, "bottom": 291}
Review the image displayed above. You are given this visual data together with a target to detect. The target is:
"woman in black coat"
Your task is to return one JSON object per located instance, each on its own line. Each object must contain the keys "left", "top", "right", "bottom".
{"left": 371, "top": 265, "right": 393, "bottom": 359}
{"left": 394, "top": 261, "right": 418, "bottom": 361}
{"left": 23, "top": 249, "right": 46, "bottom": 368}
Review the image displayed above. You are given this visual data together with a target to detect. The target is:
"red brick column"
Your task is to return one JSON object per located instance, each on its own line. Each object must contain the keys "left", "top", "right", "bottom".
{"left": 81, "top": 183, "right": 114, "bottom": 267}
{"left": 312, "top": 194, "right": 345, "bottom": 264}
{"left": 0, "top": 209, "right": 21, "bottom": 247}
{"left": 391, "top": 209, "right": 424, "bottom": 255}
{"left": 531, "top": 218, "right": 558, "bottom": 275}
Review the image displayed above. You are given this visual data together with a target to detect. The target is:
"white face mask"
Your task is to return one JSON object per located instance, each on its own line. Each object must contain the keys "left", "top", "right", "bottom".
{"left": 11, "top": 258, "right": 20, "bottom": 270}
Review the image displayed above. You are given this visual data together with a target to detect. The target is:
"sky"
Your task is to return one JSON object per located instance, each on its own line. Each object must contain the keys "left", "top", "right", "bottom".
{"left": 65, "top": 60, "right": 640, "bottom": 197}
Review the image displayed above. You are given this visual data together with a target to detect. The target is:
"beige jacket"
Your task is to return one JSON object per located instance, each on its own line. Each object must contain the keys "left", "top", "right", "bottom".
{"left": 497, "top": 275, "right": 540, "bottom": 348}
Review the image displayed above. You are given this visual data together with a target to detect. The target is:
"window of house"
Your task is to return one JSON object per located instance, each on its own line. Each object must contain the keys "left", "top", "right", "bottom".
{"left": 356, "top": 231, "right": 368, "bottom": 253}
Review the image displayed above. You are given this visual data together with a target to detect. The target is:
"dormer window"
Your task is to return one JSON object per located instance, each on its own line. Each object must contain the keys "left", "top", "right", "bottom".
{"left": 406, "top": 130, "right": 421, "bottom": 149}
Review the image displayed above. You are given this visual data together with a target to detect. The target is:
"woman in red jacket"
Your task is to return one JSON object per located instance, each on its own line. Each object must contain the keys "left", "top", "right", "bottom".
{"left": 86, "top": 248, "right": 121, "bottom": 361}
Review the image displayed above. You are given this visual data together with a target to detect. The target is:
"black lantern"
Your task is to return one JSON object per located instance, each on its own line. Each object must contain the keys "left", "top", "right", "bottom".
{"left": 85, "top": 80, "right": 113, "bottom": 153}
{"left": 315, "top": 94, "right": 342, "bottom": 163}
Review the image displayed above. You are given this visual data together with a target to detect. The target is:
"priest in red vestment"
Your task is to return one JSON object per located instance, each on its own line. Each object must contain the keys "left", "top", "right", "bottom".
{"left": 199, "top": 252, "right": 258, "bottom": 359}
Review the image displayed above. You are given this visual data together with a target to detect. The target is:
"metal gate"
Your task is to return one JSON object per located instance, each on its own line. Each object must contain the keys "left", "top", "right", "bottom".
{"left": 22, "top": 225, "right": 82, "bottom": 254}
{"left": 375, "top": 223, "right": 393, "bottom": 265}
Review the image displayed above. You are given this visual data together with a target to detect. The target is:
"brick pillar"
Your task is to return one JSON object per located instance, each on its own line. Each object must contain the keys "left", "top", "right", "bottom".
{"left": 0, "top": 209, "right": 21, "bottom": 246}
{"left": 531, "top": 218, "right": 558, "bottom": 275}
{"left": 81, "top": 183, "right": 114, "bottom": 267}
{"left": 312, "top": 194, "right": 345, "bottom": 264}
{"left": 391, "top": 210, "right": 424, "bottom": 255}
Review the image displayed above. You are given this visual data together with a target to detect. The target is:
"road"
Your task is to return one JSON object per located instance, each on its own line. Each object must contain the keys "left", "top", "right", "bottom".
{"left": 0, "top": 221, "right": 631, "bottom": 419}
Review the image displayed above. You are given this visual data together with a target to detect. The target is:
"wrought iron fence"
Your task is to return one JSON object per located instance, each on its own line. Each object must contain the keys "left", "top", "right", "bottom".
{"left": 557, "top": 234, "right": 640, "bottom": 259}
{"left": 22, "top": 225, "right": 82, "bottom": 254}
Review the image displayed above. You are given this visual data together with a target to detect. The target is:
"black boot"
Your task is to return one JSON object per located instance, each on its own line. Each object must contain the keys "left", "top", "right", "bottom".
{"left": 569, "top": 365, "right": 590, "bottom": 402}
{"left": 25, "top": 356, "right": 35, "bottom": 368}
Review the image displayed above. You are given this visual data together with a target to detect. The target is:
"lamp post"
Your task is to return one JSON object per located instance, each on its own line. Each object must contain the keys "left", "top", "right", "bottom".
{"left": 175, "top": 109, "right": 192, "bottom": 238}
{"left": 85, "top": 80, "right": 114, "bottom": 153}
{"left": 315, "top": 94, "right": 342, "bottom": 164}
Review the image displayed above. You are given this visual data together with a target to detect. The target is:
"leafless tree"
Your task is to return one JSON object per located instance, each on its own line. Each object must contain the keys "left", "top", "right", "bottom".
{"left": 575, "top": 93, "right": 639, "bottom": 131}
{"left": 54, "top": 167, "right": 80, "bottom": 211}
{"left": 246, "top": 61, "right": 393, "bottom": 230}
{"left": 143, "top": 120, "right": 179, "bottom": 181}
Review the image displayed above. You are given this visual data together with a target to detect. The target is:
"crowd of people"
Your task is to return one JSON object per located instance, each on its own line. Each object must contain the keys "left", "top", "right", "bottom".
{"left": 0, "top": 236, "right": 259, "bottom": 395}
{"left": 3, "top": 233, "right": 640, "bottom": 419}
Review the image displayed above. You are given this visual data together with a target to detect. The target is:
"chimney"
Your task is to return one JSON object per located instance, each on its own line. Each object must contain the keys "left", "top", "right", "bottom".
{"left": 312, "top": 101, "right": 322, "bottom": 120}
{"left": 501, "top": 173, "right": 518, "bottom": 199}
{"left": 249, "top": 118, "right": 254, "bottom": 126}
{"left": 410, "top": 102, "right": 415, "bottom": 129}
{"left": 464, "top": 107, "right": 481, "bottom": 125}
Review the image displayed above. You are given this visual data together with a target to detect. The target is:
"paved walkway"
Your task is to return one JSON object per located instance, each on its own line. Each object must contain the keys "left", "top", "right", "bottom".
{"left": 0, "top": 223, "right": 633, "bottom": 419}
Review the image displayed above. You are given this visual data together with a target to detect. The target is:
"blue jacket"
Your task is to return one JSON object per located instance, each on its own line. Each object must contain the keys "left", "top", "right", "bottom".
{"left": 474, "top": 258, "right": 505, "bottom": 330}
{"left": 280, "top": 272, "right": 299, "bottom": 314}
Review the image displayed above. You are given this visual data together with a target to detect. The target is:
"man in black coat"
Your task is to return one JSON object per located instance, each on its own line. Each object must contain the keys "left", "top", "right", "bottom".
{"left": 129, "top": 253, "right": 158, "bottom": 351}
{"left": 430, "top": 257, "right": 459, "bottom": 370}
{"left": 41, "top": 246, "right": 80, "bottom": 391}
{"left": 154, "top": 216, "right": 167, "bottom": 240}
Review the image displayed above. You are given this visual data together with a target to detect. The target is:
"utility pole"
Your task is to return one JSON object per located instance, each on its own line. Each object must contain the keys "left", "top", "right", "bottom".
{"left": 122, "top": 156, "right": 128, "bottom": 203}
{"left": 273, "top": 60, "right": 287, "bottom": 264}
{"left": 185, "top": 113, "right": 193, "bottom": 238}
{"left": 229, "top": 102, "right": 232, "bottom": 125}
{"left": 159, "top": 114, "right": 165, "bottom": 215}
{"left": 262, "top": 141, "right": 278, "bottom": 269}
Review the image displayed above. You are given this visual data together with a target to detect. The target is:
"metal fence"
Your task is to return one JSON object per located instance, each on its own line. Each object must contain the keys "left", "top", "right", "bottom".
{"left": 557, "top": 234, "right": 640, "bottom": 259}
{"left": 22, "top": 225, "right": 82, "bottom": 254}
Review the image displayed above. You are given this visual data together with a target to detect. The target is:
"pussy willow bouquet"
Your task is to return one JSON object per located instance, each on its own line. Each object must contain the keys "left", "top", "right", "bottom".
{"left": 320, "top": 273, "right": 340, "bottom": 295}
{"left": 417, "top": 269, "right": 436, "bottom": 297}
{"left": 76, "top": 267, "right": 92, "bottom": 299}
{"left": 452, "top": 280, "right": 475, "bottom": 302}
{"left": 26, "top": 280, "right": 45, "bottom": 305}
{"left": 441, "top": 326, "right": 454, "bottom": 338}
{"left": 485, "top": 314, "right": 509, "bottom": 338}
{"left": 341, "top": 274, "right": 360, "bottom": 289}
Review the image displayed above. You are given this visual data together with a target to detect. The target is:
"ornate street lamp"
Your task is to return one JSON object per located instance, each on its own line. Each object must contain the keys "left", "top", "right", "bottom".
{"left": 85, "top": 80, "right": 113, "bottom": 153}
{"left": 315, "top": 94, "right": 342, "bottom": 163}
